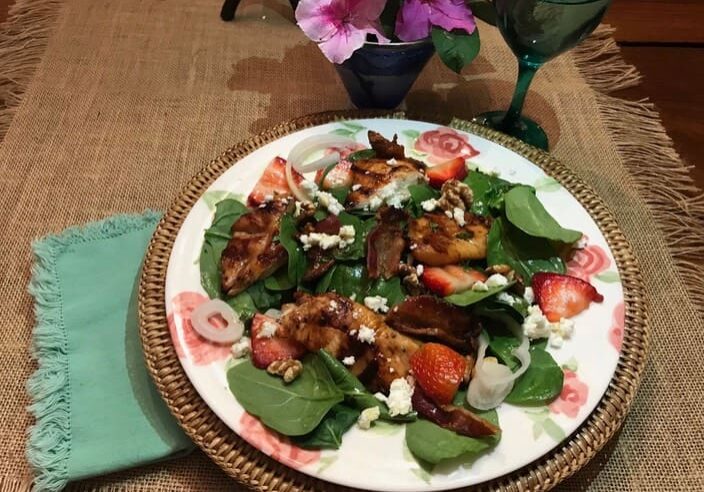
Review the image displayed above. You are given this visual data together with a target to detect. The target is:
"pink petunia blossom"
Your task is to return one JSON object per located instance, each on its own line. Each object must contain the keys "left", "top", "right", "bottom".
{"left": 296, "top": 0, "right": 390, "bottom": 64}
{"left": 396, "top": 0, "right": 476, "bottom": 42}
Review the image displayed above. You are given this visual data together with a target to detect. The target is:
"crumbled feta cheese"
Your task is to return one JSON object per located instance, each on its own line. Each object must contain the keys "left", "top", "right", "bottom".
{"left": 575, "top": 236, "right": 588, "bottom": 249}
{"left": 357, "top": 325, "right": 376, "bottom": 344}
{"left": 496, "top": 292, "right": 516, "bottom": 305}
{"left": 342, "top": 356, "right": 356, "bottom": 366}
{"left": 299, "top": 226, "right": 355, "bottom": 251}
{"left": 549, "top": 318, "right": 575, "bottom": 348}
{"left": 374, "top": 392, "right": 387, "bottom": 403}
{"left": 416, "top": 264, "right": 424, "bottom": 276}
{"left": 317, "top": 190, "right": 345, "bottom": 215}
{"left": 357, "top": 406, "right": 380, "bottom": 429}
{"left": 421, "top": 198, "right": 438, "bottom": 212}
{"left": 351, "top": 184, "right": 361, "bottom": 191}
{"left": 485, "top": 273, "right": 509, "bottom": 288}
{"left": 258, "top": 321, "right": 278, "bottom": 338}
{"left": 339, "top": 225, "right": 356, "bottom": 245}
{"left": 452, "top": 207, "right": 466, "bottom": 226}
{"left": 231, "top": 336, "right": 251, "bottom": 358}
{"left": 386, "top": 158, "right": 398, "bottom": 166}
{"left": 445, "top": 209, "right": 453, "bottom": 219}
{"left": 263, "top": 194, "right": 274, "bottom": 202}
{"left": 471, "top": 280, "right": 489, "bottom": 292}
{"left": 369, "top": 177, "right": 416, "bottom": 210}
{"left": 329, "top": 300, "right": 338, "bottom": 309}
{"left": 300, "top": 179, "right": 319, "bottom": 196}
{"left": 523, "top": 287, "right": 535, "bottom": 304}
{"left": 385, "top": 378, "right": 414, "bottom": 416}
{"left": 364, "top": 296, "right": 389, "bottom": 313}
{"left": 368, "top": 196, "right": 383, "bottom": 210}
{"left": 293, "top": 201, "right": 303, "bottom": 217}
{"left": 350, "top": 293, "right": 356, "bottom": 301}
{"left": 523, "top": 305, "right": 552, "bottom": 339}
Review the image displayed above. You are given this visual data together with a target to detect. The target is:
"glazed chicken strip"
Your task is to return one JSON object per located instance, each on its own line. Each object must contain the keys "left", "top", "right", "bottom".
{"left": 220, "top": 198, "right": 289, "bottom": 296}
{"left": 409, "top": 211, "right": 490, "bottom": 266}
{"left": 346, "top": 132, "right": 424, "bottom": 210}
{"left": 278, "top": 293, "right": 422, "bottom": 389}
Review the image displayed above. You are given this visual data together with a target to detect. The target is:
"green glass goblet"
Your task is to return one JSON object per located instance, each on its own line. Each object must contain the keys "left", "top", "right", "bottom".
{"left": 474, "top": 0, "right": 612, "bottom": 150}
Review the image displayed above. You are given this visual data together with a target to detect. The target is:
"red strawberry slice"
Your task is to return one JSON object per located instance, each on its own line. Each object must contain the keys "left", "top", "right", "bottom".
{"left": 426, "top": 157, "right": 468, "bottom": 188}
{"left": 411, "top": 343, "right": 467, "bottom": 405}
{"left": 250, "top": 314, "right": 306, "bottom": 369}
{"left": 315, "top": 160, "right": 353, "bottom": 189}
{"left": 532, "top": 272, "right": 604, "bottom": 322}
{"left": 422, "top": 265, "right": 487, "bottom": 297}
{"left": 248, "top": 157, "right": 303, "bottom": 206}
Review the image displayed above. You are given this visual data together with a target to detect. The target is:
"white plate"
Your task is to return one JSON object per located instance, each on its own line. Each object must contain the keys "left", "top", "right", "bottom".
{"left": 164, "top": 119, "right": 624, "bottom": 492}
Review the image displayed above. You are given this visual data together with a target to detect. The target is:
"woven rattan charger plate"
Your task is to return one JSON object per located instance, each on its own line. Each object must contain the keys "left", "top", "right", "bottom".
{"left": 139, "top": 110, "right": 649, "bottom": 492}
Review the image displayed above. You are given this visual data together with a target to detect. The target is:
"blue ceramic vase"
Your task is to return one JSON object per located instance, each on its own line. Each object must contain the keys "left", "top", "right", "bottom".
{"left": 335, "top": 40, "right": 435, "bottom": 109}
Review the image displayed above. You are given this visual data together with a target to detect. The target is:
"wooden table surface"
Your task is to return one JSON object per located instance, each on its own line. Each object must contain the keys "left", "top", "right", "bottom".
{"left": 1, "top": 0, "right": 702, "bottom": 188}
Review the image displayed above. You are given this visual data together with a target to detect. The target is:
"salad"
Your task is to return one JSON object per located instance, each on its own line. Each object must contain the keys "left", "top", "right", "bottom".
{"left": 190, "top": 130, "right": 604, "bottom": 468}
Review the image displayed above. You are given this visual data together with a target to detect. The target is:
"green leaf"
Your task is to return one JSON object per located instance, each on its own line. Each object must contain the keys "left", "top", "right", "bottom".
{"left": 505, "top": 346, "right": 564, "bottom": 405}
{"left": 316, "top": 455, "right": 338, "bottom": 473}
{"left": 292, "top": 404, "right": 360, "bottom": 450}
{"left": 487, "top": 217, "right": 566, "bottom": 284}
{"left": 329, "top": 186, "right": 350, "bottom": 204}
{"left": 468, "top": 0, "right": 497, "bottom": 25}
{"left": 533, "top": 176, "right": 562, "bottom": 192}
{"left": 333, "top": 213, "right": 376, "bottom": 261}
{"left": 330, "top": 128, "right": 356, "bottom": 137}
{"left": 347, "top": 149, "right": 376, "bottom": 162}
{"left": 245, "top": 281, "right": 281, "bottom": 311}
{"left": 369, "top": 420, "right": 404, "bottom": 436}
{"left": 405, "top": 416, "right": 498, "bottom": 465}
{"left": 595, "top": 271, "right": 620, "bottom": 283}
{"left": 199, "top": 199, "right": 249, "bottom": 299}
{"left": 408, "top": 182, "right": 440, "bottom": 217}
{"left": 463, "top": 171, "right": 514, "bottom": 216}
{"left": 323, "top": 263, "right": 371, "bottom": 299}
{"left": 313, "top": 208, "right": 328, "bottom": 221}
{"left": 532, "top": 421, "right": 543, "bottom": 439}
{"left": 410, "top": 467, "right": 433, "bottom": 484}
{"left": 225, "top": 291, "right": 257, "bottom": 322}
{"left": 444, "top": 281, "right": 514, "bottom": 307}
{"left": 379, "top": 0, "right": 401, "bottom": 38}
{"left": 542, "top": 417, "right": 566, "bottom": 442}
{"left": 315, "top": 265, "right": 337, "bottom": 294}
{"left": 504, "top": 186, "right": 582, "bottom": 243}
{"left": 561, "top": 357, "right": 578, "bottom": 372}
{"left": 402, "top": 129, "right": 421, "bottom": 140}
{"left": 202, "top": 190, "right": 241, "bottom": 211}
{"left": 279, "top": 213, "right": 307, "bottom": 286}
{"left": 227, "top": 354, "right": 344, "bottom": 436}
{"left": 340, "top": 121, "right": 364, "bottom": 132}
{"left": 264, "top": 268, "right": 295, "bottom": 291}
{"left": 367, "top": 276, "right": 406, "bottom": 307}
{"left": 431, "top": 27, "right": 481, "bottom": 74}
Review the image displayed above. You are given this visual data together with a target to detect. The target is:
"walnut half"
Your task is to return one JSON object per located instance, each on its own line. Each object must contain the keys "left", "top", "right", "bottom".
{"left": 266, "top": 359, "right": 303, "bottom": 383}
{"left": 437, "top": 179, "right": 473, "bottom": 212}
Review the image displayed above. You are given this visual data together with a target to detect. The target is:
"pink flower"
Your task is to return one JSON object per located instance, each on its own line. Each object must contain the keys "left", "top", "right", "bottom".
{"left": 609, "top": 302, "right": 625, "bottom": 352}
{"left": 167, "top": 292, "right": 231, "bottom": 365}
{"left": 567, "top": 244, "right": 610, "bottom": 282}
{"left": 296, "top": 0, "right": 389, "bottom": 64}
{"left": 238, "top": 412, "right": 320, "bottom": 469}
{"left": 549, "top": 369, "right": 589, "bottom": 419}
{"left": 396, "top": 0, "right": 476, "bottom": 42}
{"left": 414, "top": 127, "right": 479, "bottom": 164}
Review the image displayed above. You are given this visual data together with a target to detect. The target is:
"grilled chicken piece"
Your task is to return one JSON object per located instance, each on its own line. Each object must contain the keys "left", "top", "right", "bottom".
{"left": 346, "top": 132, "right": 424, "bottom": 210}
{"left": 278, "top": 293, "right": 422, "bottom": 389}
{"left": 302, "top": 215, "right": 340, "bottom": 282}
{"left": 386, "top": 296, "right": 480, "bottom": 353}
{"left": 367, "top": 207, "right": 408, "bottom": 279}
{"left": 220, "top": 198, "right": 289, "bottom": 295}
{"left": 409, "top": 211, "right": 490, "bottom": 266}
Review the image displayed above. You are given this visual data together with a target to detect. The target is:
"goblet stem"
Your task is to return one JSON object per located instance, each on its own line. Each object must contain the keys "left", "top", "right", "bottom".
{"left": 501, "top": 60, "right": 540, "bottom": 132}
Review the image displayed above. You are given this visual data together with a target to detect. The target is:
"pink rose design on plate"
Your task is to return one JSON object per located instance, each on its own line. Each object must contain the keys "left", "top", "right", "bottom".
{"left": 239, "top": 412, "right": 320, "bottom": 469}
{"left": 567, "top": 244, "right": 610, "bottom": 281}
{"left": 549, "top": 369, "right": 589, "bottom": 418}
{"left": 609, "top": 301, "right": 625, "bottom": 352}
{"left": 414, "top": 127, "right": 479, "bottom": 164}
{"left": 167, "top": 291, "right": 231, "bottom": 365}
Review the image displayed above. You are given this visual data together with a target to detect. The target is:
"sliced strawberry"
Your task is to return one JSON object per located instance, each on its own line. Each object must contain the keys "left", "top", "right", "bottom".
{"left": 426, "top": 157, "right": 468, "bottom": 188}
{"left": 248, "top": 157, "right": 303, "bottom": 206}
{"left": 315, "top": 160, "right": 353, "bottom": 189}
{"left": 411, "top": 343, "right": 467, "bottom": 405}
{"left": 532, "top": 272, "right": 604, "bottom": 322}
{"left": 250, "top": 314, "right": 306, "bottom": 369}
{"left": 422, "top": 266, "right": 487, "bottom": 296}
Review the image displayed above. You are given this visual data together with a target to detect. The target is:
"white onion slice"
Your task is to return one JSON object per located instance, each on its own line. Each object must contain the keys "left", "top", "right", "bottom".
{"left": 191, "top": 299, "right": 244, "bottom": 344}
{"left": 285, "top": 157, "right": 311, "bottom": 202}
{"left": 287, "top": 134, "right": 357, "bottom": 172}
{"left": 467, "top": 330, "right": 531, "bottom": 410}
{"left": 297, "top": 152, "right": 341, "bottom": 174}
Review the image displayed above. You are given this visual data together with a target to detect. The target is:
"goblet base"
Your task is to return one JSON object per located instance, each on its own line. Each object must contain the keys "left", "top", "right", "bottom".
{"left": 473, "top": 111, "right": 549, "bottom": 151}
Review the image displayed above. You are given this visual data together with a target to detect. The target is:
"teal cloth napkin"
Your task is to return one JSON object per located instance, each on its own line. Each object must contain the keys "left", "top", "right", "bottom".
{"left": 26, "top": 212, "right": 194, "bottom": 491}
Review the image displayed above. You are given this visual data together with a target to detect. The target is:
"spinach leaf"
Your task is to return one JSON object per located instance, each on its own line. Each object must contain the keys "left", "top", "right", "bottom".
{"left": 199, "top": 199, "right": 249, "bottom": 299}
{"left": 405, "top": 411, "right": 499, "bottom": 465}
{"left": 325, "top": 263, "right": 371, "bottom": 298}
{"left": 225, "top": 291, "right": 257, "bottom": 322}
{"left": 330, "top": 186, "right": 350, "bottom": 204}
{"left": 313, "top": 208, "right": 328, "bottom": 221}
{"left": 334, "top": 213, "right": 376, "bottom": 261}
{"left": 487, "top": 217, "right": 565, "bottom": 284}
{"left": 227, "top": 354, "right": 344, "bottom": 436}
{"left": 264, "top": 268, "right": 295, "bottom": 291}
{"left": 367, "top": 277, "right": 406, "bottom": 307}
{"left": 504, "top": 186, "right": 582, "bottom": 243}
{"left": 505, "top": 346, "right": 564, "bottom": 405}
{"left": 444, "top": 281, "right": 513, "bottom": 307}
{"left": 463, "top": 171, "right": 514, "bottom": 217}
{"left": 408, "top": 182, "right": 440, "bottom": 217}
{"left": 279, "top": 213, "right": 307, "bottom": 286}
{"left": 314, "top": 265, "right": 337, "bottom": 293}
{"left": 246, "top": 281, "right": 281, "bottom": 311}
{"left": 292, "top": 404, "right": 360, "bottom": 450}
{"left": 318, "top": 350, "right": 416, "bottom": 422}
{"left": 347, "top": 149, "right": 376, "bottom": 162}
{"left": 431, "top": 27, "right": 481, "bottom": 74}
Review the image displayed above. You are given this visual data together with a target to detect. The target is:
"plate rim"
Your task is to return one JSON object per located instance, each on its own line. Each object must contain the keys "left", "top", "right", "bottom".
{"left": 139, "top": 109, "right": 650, "bottom": 492}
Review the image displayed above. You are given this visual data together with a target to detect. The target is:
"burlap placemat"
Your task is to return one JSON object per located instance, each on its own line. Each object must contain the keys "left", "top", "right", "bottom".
{"left": 1, "top": 0, "right": 702, "bottom": 490}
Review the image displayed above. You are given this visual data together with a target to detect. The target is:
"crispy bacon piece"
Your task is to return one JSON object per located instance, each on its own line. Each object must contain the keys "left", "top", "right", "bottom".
{"left": 220, "top": 199, "right": 289, "bottom": 296}
{"left": 386, "top": 295, "right": 480, "bottom": 353}
{"left": 367, "top": 207, "right": 407, "bottom": 279}
{"left": 411, "top": 385, "right": 499, "bottom": 438}
{"left": 302, "top": 215, "right": 340, "bottom": 281}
